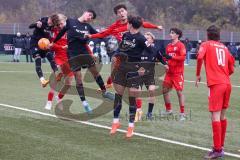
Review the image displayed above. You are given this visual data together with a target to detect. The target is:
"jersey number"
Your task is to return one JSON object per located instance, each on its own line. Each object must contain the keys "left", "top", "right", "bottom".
{"left": 216, "top": 48, "right": 225, "bottom": 66}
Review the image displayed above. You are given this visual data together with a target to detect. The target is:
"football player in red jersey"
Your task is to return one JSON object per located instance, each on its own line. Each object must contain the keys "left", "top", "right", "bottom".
{"left": 89, "top": 4, "right": 162, "bottom": 83}
{"left": 87, "top": 4, "right": 163, "bottom": 117}
{"left": 45, "top": 14, "right": 92, "bottom": 113}
{"left": 89, "top": 4, "right": 162, "bottom": 41}
{"left": 195, "top": 25, "right": 234, "bottom": 159}
{"left": 162, "top": 28, "right": 186, "bottom": 121}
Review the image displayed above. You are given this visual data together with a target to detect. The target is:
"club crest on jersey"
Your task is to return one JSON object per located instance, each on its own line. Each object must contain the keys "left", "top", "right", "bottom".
{"left": 174, "top": 47, "right": 177, "bottom": 51}
{"left": 85, "top": 26, "right": 87, "bottom": 30}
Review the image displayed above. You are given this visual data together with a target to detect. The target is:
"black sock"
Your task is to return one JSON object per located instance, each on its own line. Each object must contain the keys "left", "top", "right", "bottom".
{"left": 95, "top": 75, "right": 106, "bottom": 91}
{"left": 113, "top": 93, "right": 122, "bottom": 118}
{"left": 129, "top": 96, "right": 136, "bottom": 123}
{"left": 148, "top": 103, "right": 154, "bottom": 114}
{"left": 76, "top": 83, "right": 86, "bottom": 101}
{"left": 46, "top": 52, "right": 58, "bottom": 72}
{"left": 35, "top": 57, "right": 43, "bottom": 78}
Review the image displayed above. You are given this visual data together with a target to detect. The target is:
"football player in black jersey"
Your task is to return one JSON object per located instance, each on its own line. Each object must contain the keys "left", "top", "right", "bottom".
{"left": 29, "top": 16, "right": 58, "bottom": 87}
{"left": 52, "top": 10, "right": 115, "bottom": 113}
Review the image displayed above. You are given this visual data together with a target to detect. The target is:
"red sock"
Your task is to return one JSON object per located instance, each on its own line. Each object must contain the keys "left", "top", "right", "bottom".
{"left": 48, "top": 91, "right": 54, "bottom": 101}
{"left": 107, "top": 76, "right": 112, "bottom": 85}
{"left": 180, "top": 105, "right": 184, "bottom": 113}
{"left": 165, "top": 103, "right": 172, "bottom": 111}
{"left": 136, "top": 98, "right": 142, "bottom": 109}
{"left": 58, "top": 92, "right": 65, "bottom": 99}
{"left": 212, "top": 121, "right": 222, "bottom": 151}
{"left": 221, "top": 119, "right": 227, "bottom": 147}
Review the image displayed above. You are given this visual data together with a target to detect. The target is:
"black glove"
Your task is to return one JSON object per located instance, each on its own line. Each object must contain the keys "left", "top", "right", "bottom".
{"left": 162, "top": 53, "right": 172, "bottom": 60}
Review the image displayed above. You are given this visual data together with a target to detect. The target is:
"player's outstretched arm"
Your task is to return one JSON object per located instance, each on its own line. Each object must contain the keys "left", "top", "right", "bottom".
{"left": 142, "top": 21, "right": 163, "bottom": 30}
{"left": 89, "top": 23, "right": 116, "bottom": 39}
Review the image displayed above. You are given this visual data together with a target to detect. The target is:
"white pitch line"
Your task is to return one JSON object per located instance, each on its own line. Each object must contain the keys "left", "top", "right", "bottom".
{"left": 0, "top": 70, "right": 52, "bottom": 74}
{"left": 0, "top": 103, "right": 240, "bottom": 159}
{"left": 184, "top": 80, "right": 240, "bottom": 88}
{"left": 1, "top": 70, "right": 240, "bottom": 88}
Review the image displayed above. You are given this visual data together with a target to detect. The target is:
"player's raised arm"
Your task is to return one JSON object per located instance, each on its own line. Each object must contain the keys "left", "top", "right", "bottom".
{"left": 142, "top": 21, "right": 163, "bottom": 30}
{"left": 89, "top": 24, "right": 115, "bottom": 39}
{"left": 29, "top": 22, "right": 38, "bottom": 29}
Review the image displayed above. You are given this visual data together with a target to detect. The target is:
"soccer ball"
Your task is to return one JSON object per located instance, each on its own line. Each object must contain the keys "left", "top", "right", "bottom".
{"left": 38, "top": 38, "right": 50, "bottom": 50}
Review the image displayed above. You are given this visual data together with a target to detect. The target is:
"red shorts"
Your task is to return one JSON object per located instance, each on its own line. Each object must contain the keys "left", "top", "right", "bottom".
{"left": 163, "top": 73, "right": 184, "bottom": 91}
{"left": 208, "top": 84, "right": 231, "bottom": 112}
{"left": 55, "top": 57, "right": 74, "bottom": 77}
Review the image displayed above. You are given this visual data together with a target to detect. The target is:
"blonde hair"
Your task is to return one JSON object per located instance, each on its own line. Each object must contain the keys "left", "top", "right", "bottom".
{"left": 50, "top": 13, "right": 67, "bottom": 27}
{"left": 57, "top": 13, "right": 67, "bottom": 22}
{"left": 144, "top": 32, "right": 155, "bottom": 40}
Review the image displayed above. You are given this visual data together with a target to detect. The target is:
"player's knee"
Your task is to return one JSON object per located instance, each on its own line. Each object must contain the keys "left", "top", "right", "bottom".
{"left": 177, "top": 91, "right": 183, "bottom": 97}
{"left": 211, "top": 111, "right": 221, "bottom": 121}
{"left": 220, "top": 109, "right": 226, "bottom": 120}
{"left": 64, "top": 78, "right": 72, "bottom": 86}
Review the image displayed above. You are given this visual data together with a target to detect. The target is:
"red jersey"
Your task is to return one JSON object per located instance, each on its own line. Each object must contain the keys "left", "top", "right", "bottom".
{"left": 51, "top": 28, "right": 68, "bottom": 63}
{"left": 91, "top": 20, "right": 158, "bottom": 42}
{"left": 196, "top": 40, "right": 235, "bottom": 86}
{"left": 166, "top": 41, "right": 186, "bottom": 74}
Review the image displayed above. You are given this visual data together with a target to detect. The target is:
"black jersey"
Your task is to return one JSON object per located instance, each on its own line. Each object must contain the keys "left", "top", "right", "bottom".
{"left": 119, "top": 32, "right": 152, "bottom": 62}
{"left": 54, "top": 18, "right": 97, "bottom": 57}
{"left": 141, "top": 43, "right": 167, "bottom": 65}
{"left": 29, "top": 17, "right": 52, "bottom": 47}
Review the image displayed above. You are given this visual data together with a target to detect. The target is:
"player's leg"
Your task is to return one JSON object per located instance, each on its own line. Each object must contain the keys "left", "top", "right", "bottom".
{"left": 205, "top": 84, "right": 226, "bottom": 159}
{"left": 173, "top": 74, "right": 185, "bottom": 120}
{"left": 17, "top": 48, "right": 22, "bottom": 62}
{"left": 45, "top": 84, "right": 55, "bottom": 110}
{"left": 204, "top": 110, "right": 223, "bottom": 159}
{"left": 110, "top": 83, "right": 125, "bottom": 135}
{"left": 142, "top": 69, "right": 156, "bottom": 120}
{"left": 162, "top": 74, "right": 173, "bottom": 115}
{"left": 96, "top": 56, "right": 115, "bottom": 92}
{"left": 74, "top": 70, "right": 92, "bottom": 114}
{"left": 106, "top": 55, "right": 117, "bottom": 86}
{"left": 13, "top": 48, "right": 17, "bottom": 62}
{"left": 135, "top": 92, "right": 143, "bottom": 122}
{"left": 220, "top": 84, "right": 231, "bottom": 150}
{"left": 176, "top": 90, "right": 185, "bottom": 120}
{"left": 46, "top": 51, "right": 58, "bottom": 73}
{"left": 110, "top": 64, "right": 128, "bottom": 135}
{"left": 126, "top": 86, "right": 140, "bottom": 138}
{"left": 146, "top": 84, "right": 156, "bottom": 119}
{"left": 56, "top": 63, "right": 74, "bottom": 101}
{"left": 220, "top": 109, "right": 227, "bottom": 149}
{"left": 33, "top": 52, "right": 49, "bottom": 87}
{"left": 88, "top": 64, "right": 114, "bottom": 101}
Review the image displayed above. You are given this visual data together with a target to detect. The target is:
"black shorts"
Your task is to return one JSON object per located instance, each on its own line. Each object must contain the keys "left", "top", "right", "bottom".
{"left": 140, "top": 74, "right": 155, "bottom": 88}
{"left": 68, "top": 54, "right": 95, "bottom": 72}
{"left": 113, "top": 62, "right": 141, "bottom": 89}
{"left": 140, "top": 62, "right": 155, "bottom": 87}
{"left": 31, "top": 47, "right": 49, "bottom": 59}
